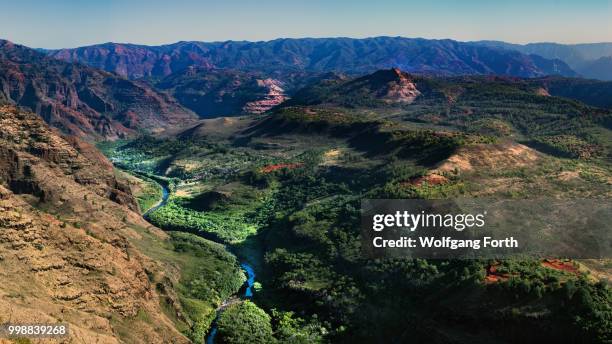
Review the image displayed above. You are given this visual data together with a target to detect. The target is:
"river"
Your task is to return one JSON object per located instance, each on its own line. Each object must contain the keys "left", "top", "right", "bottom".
{"left": 142, "top": 182, "right": 169, "bottom": 217}
{"left": 142, "top": 181, "right": 256, "bottom": 344}
{"left": 206, "top": 262, "right": 256, "bottom": 344}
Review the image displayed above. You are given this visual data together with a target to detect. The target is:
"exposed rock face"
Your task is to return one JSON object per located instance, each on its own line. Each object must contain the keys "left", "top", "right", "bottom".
{"left": 374, "top": 68, "right": 421, "bottom": 103}
{"left": 283, "top": 68, "right": 422, "bottom": 107}
{"left": 0, "top": 105, "right": 137, "bottom": 210}
{"left": 0, "top": 105, "right": 190, "bottom": 343}
{"left": 535, "top": 87, "right": 551, "bottom": 97}
{"left": 0, "top": 40, "right": 197, "bottom": 140}
{"left": 242, "top": 78, "right": 288, "bottom": 113}
{"left": 156, "top": 67, "right": 288, "bottom": 117}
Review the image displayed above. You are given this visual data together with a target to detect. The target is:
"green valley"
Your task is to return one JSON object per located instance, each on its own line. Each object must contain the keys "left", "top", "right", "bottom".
{"left": 98, "top": 69, "right": 611, "bottom": 343}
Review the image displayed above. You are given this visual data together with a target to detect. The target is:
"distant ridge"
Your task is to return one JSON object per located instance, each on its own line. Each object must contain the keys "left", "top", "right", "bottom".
{"left": 46, "top": 37, "right": 577, "bottom": 79}
{"left": 473, "top": 41, "right": 612, "bottom": 80}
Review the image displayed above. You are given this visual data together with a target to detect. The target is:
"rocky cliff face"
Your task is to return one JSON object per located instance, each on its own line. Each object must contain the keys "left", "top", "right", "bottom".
{"left": 156, "top": 67, "right": 288, "bottom": 117}
{"left": 241, "top": 78, "right": 288, "bottom": 113}
{"left": 370, "top": 68, "right": 421, "bottom": 103}
{"left": 0, "top": 105, "right": 189, "bottom": 343}
{"left": 0, "top": 40, "right": 197, "bottom": 140}
{"left": 282, "top": 68, "right": 423, "bottom": 107}
{"left": 0, "top": 105, "right": 137, "bottom": 209}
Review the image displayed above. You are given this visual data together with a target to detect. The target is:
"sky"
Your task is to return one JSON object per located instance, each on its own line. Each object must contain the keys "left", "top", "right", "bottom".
{"left": 1, "top": 0, "right": 611, "bottom": 49}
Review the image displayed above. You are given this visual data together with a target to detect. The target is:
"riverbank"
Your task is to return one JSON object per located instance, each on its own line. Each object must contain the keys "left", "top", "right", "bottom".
{"left": 143, "top": 182, "right": 169, "bottom": 217}
{"left": 137, "top": 178, "right": 259, "bottom": 344}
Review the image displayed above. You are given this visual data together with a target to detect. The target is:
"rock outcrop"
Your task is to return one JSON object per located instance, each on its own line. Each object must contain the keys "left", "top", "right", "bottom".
{"left": 156, "top": 67, "right": 288, "bottom": 117}
{"left": 0, "top": 105, "right": 137, "bottom": 210}
{"left": 373, "top": 68, "right": 421, "bottom": 103}
{"left": 242, "top": 78, "right": 288, "bottom": 113}
{"left": 0, "top": 105, "right": 189, "bottom": 343}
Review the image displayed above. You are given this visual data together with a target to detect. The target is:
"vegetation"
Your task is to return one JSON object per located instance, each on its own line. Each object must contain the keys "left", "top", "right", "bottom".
{"left": 127, "top": 225, "right": 244, "bottom": 342}
{"left": 105, "top": 72, "right": 612, "bottom": 343}
{"left": 532, "top": 134, "right": 602, "bottom": 159}
{"left": 131, "top": 174, "right": 163, "bottom": 212}
{"left": 147, "top": 200, "right": 258, "bottom": 244}
{"left": 217, "top": 301, "right": 275, "bottom": 344}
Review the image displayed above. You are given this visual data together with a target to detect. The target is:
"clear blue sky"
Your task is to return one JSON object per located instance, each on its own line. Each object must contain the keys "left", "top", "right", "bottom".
{"left": 1, "top": 0, "right": 611, "bottom": 48}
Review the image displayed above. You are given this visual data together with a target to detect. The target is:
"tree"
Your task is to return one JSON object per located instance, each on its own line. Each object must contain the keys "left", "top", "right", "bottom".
{"left": 217, "top": 301, "right": 275, "bottom": 344}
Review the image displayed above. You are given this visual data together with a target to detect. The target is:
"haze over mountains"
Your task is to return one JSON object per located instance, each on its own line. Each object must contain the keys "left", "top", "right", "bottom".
{"left": 48, "top": 37, "right": 577, "bottom": 79}
{"left": 474, "top": 41, "right": 612, "bottom": 80}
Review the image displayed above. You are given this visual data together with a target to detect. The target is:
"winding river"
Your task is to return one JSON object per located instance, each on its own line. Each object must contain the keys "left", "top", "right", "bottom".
{"left": 142, "top": 182, "right": 169, "bottom": 218}
{"left": 142, "top": 181, "right": 256, "bottom": 344}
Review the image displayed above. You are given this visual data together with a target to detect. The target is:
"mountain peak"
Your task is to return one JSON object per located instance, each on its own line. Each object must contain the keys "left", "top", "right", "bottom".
{"left": 368, "top": 68, "right": 414, "bottom": 83}
{"left": 353, "top": 68, "right": 421, "bottom": 103}
{"left": 284, "top": 68, "right": 422, "bottom": 107}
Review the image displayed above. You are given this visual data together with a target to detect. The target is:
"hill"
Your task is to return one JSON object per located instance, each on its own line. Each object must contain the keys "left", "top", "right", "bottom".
{"left": 0, "top": 104, "right": 246, "bottom": 342}
{"left": 48, "top": 37, "right": 577, "bottom": 79}
{"left": 155, "top": 67, "right": 288, "bottom": 117}
{"left": 272, "top": 69, "right": 612, "bottom": 162}
{"left": 0, "top": 40, "right": 197, "bottom": 140}
{"left": 282, "top": 68, "right": 425, "bottom": 108}
{"left": 536, "top": 76, "right": 612, "bottom": 109}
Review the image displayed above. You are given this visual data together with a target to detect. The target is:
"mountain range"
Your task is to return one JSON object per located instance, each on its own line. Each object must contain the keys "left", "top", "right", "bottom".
{"left": 0, "top": 40, "right": 197, "bottom": 139}
{"left": 473, "top": 41, "right": 612, "bottom": 80}
{"left": 47, "top": 37, "right": 577, "bottom": 79}
{"left": 2, "top": 36, "right": 612, "bottom": 141}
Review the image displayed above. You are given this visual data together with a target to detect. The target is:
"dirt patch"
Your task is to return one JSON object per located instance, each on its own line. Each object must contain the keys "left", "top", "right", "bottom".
{"left": 260, "top": 163, "right": 303, "bottom": 173}
{"left": 402, "top": 174, "right": 449, "bottom": 187}
{"left": 174, "top": 189, "right": 191, "bottom": 197}
{"left": 542, "top": 259, "right": 579, "bottom": 274}
{"left": 484, "top": 263, "right": 510, "bottom": 284}
{"left": 557, "top": 171, "right": 580, "bottom": 181}
{"left": 324, "top": 149, "right": 341, "bottom": 159}
{"left": 321, "top": 149, "right": 342, "bottom": 166}
{"left": 436, "top": 142, "right": 540, "bottom": 174}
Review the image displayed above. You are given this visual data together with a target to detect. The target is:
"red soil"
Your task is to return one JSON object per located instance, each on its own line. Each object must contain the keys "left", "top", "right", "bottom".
{"left": 485, "top": 260, "right": 579, "bottom": 285}
{"left": 260, "top": 163, "right": 303, "bottom": 173}
{"left": 541, "top": 259, "right": 579, "bottom": 274}
{"left": 402, "top": 174, "right": 449, "bottom": 187}
{"left": 484, "top": 263, "right": 510, "bottom": 284}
